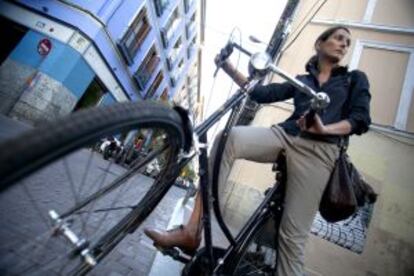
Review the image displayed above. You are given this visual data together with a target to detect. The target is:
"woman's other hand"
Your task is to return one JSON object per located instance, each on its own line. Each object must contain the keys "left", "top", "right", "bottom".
{"left": 297, "top": 113, "right": 327, "bottom": 135}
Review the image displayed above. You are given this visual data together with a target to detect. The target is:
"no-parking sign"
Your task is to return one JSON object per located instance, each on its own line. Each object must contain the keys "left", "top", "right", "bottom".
{"left": 37, "top": 38, "right": 52, "bottom": 56}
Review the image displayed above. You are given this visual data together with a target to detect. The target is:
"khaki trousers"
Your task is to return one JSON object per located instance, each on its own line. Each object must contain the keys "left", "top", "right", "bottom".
{"left": 209, "top": 126, "right": 339, "bottom": 276}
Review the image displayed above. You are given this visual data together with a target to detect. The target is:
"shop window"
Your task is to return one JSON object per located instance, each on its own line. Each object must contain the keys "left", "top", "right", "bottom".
{"left": 0, "top": 16, "right": 28, "bottom": 65}
{"left": 73, "top": 78, "right": 107, "bottom": 111}
{"left": 119, "top": 8, "right": 151, "bottom": 65}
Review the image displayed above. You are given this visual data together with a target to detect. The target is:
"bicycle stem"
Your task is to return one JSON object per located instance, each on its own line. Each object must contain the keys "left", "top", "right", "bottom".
{"left": 231, "top": 43, "right": 252, "bottom": 57}
{"left": 268, "top": 63, "right": 317, "bottom": 98}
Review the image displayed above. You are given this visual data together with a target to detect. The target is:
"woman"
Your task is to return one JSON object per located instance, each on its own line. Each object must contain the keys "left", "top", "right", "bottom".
{"left": 145, "top": 26, "right": 371, "bottom": 275}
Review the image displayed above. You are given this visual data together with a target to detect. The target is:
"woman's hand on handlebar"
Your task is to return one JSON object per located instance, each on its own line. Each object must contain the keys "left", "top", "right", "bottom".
{"left": 214, "top": 54, "right": 222, "bottom": 66}
{"left": 213, "top": 54, "right": 248, "bottom": 88}
{"left": 297, "top": 113, "right": 327, "bottom": 135}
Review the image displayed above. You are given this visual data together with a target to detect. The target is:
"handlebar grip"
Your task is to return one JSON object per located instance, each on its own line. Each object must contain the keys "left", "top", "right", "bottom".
{"left": 213, "top": 43, "right": 234, "bottom": 77}
{"left": 305, "top": 109, "right": 316, "bottom": 129}
{"left": 213, "top": 66, "right": 220, "bottom": 77}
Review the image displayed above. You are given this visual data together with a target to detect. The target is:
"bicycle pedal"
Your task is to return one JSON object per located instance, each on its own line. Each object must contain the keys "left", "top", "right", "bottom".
{"left": 155, "top": 245, "right": 191, "bottom": 263}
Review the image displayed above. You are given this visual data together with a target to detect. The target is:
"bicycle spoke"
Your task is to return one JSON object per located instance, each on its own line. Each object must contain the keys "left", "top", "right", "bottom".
{"left": 3, "top": 230, "right": 53, "bottom": 271}
{"left": 21, "top": 181, "right": 51, "bottom": 229}
{"left": 0, "top": 102, "right": 183, "bottom": 275}
{"left": 92, "top": 171, "right": 135, "bottom": 240}
{"left": 16, "top": 234, "right": 56, "bottom": 275}
{"left": 82, "top": 160, "right": 114, "bottom": 239}
{"left": 63, "top": 159, "right": 88, "bottom": 236}
{"left": 77, "top": 149, "right": 95, "bottom": 196}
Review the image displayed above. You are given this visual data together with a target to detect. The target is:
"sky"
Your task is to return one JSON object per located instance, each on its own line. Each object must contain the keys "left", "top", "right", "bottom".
{"left": 199, "top": 0, "right": 288, "bottom": 137}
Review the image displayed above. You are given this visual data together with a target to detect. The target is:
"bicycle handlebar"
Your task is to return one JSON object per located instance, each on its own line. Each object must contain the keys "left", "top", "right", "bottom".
{"left": 214, "top": 42, "right": 331, "bottom": 126}
{"left": 213, "top": 41, "right": 253, "bottom": 77}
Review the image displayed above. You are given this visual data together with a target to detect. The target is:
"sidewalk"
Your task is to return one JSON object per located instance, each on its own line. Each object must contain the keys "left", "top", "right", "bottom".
{"left": 147, "top": 196, "right": 234, "bottom": 276}
{"left": 0, "top": 114, "right": 31, "bottom": 141}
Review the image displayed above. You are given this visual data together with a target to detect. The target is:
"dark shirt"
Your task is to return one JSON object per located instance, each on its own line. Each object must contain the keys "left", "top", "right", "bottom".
{"left": 249, "top": 61, "right": 371, "bottom": 143}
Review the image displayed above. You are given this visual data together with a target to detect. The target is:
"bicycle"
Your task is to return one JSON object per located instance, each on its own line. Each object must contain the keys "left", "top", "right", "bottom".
{"left": 0, "top": 40, "right": 330, "bottom": 275}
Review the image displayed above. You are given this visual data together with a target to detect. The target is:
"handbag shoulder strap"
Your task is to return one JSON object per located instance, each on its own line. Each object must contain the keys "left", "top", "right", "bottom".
{"left": 339, "top": 70, "right": 357, "bottom": 150}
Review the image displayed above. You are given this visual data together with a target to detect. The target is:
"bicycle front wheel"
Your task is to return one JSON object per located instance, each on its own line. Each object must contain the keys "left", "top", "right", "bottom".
{"left": 0, "top": 101, "right": 185, "bottom": 275}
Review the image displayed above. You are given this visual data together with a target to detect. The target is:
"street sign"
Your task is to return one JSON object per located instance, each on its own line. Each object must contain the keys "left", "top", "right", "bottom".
{"left": 37, "top": 38, "right": 52, "bottom": 56}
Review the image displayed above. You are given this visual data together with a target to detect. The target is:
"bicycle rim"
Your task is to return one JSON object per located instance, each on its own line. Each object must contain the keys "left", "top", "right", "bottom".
{"left": 0, "top": 102, "right": 185, "bottom": 275}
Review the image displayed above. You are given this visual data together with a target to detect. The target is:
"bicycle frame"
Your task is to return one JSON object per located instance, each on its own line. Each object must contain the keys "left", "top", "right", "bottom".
{"left": 171, "top": 85, "right": 282, "bottom": 274}
{"left": 148, "top": 44, "right": 330, "bottom": 274}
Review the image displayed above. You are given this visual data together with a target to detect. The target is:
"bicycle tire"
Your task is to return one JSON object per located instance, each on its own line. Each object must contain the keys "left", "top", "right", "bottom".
{"left": 0, "top": 101, "right": 185, "bottom": 275}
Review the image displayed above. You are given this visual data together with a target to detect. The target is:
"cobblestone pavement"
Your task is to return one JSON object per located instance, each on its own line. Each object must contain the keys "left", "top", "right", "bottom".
{"left": 0, "top": 148, "right": 186, "bottom": 276}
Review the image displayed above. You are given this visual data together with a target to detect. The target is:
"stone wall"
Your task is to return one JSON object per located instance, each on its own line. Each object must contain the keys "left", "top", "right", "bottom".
{"left": 0, "top": 58, "right": 77, "bottom": 124}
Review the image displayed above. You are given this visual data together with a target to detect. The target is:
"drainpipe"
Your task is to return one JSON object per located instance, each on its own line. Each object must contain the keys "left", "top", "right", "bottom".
{"left": 266, "top": 0, "right": 300, "bottom": 63}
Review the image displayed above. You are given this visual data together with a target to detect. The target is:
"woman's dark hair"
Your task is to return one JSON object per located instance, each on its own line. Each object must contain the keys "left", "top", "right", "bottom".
{"left": 307, "top": 26, "right": 351, "bottom": 66}
{"left": 315, "top": 25, "right": 351, "bottom": 48}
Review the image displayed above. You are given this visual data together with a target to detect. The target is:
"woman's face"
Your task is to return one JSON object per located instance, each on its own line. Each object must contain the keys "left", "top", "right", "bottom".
{"left": 317, "top": 29, "right": 351, "bottom": 63}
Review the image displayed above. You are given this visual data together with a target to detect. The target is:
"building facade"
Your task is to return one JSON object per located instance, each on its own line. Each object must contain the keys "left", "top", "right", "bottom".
{"left": 221, "top": 0, "right": 414, "bottom": 275}
{"left": 0, "top": 0, "right": 204, "bottom": 124}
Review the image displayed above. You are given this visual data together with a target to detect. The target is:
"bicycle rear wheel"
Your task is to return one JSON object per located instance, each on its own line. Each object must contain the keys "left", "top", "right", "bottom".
{"left": 232, "top": 217, "right": 278, "bottom": 275}
{"left": 219, "top": 214, "right": 278, "bottom": 276}
{"left": 0, "top": 101, "right": 185, "bottom": 275}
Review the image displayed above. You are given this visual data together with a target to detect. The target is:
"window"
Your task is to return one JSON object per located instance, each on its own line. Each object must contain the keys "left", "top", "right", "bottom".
{"left": 160, "top": 87, "right": 169, "bottom": 101}
{"left": 187, "top": 36, "right": 197, "bottom": 58}
{"left": 119, "top": 8, "right": 151, "bottom": 65}
{"left": 185, "top": 21, "right": 197, "bottom": 39}
{"left": 184, "top": 0, "right": 196, "bottom": 13}
{"left": 146, "top": 71, "right": 163, "bottom": 99}
{"left": 351, "top": 41, "right": 414, "bottom": 132}
{"left": 73, "top": 78, "right": 107, "bottom": 111}
{"left": 171, "top": 59, "right": 185, "bottom": 87}
{"left": 134, "top": 46, "right": 160, "bottom": 90}
{"left": 161, "top": 8, "right": 181, "bottom": 48}
{"left": 167, "top": 37, "right": 183, "bottom": 70}
{"left": 0, "top": 16, "right": 28, "bottom": 65}
{"left": 154, "top": 0, "right": 169, "bottom": 17}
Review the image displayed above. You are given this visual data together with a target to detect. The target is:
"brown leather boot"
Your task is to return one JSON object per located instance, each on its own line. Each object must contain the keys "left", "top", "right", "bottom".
{"left": 144, "top": 225, "right": 201, "bottom": 256}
